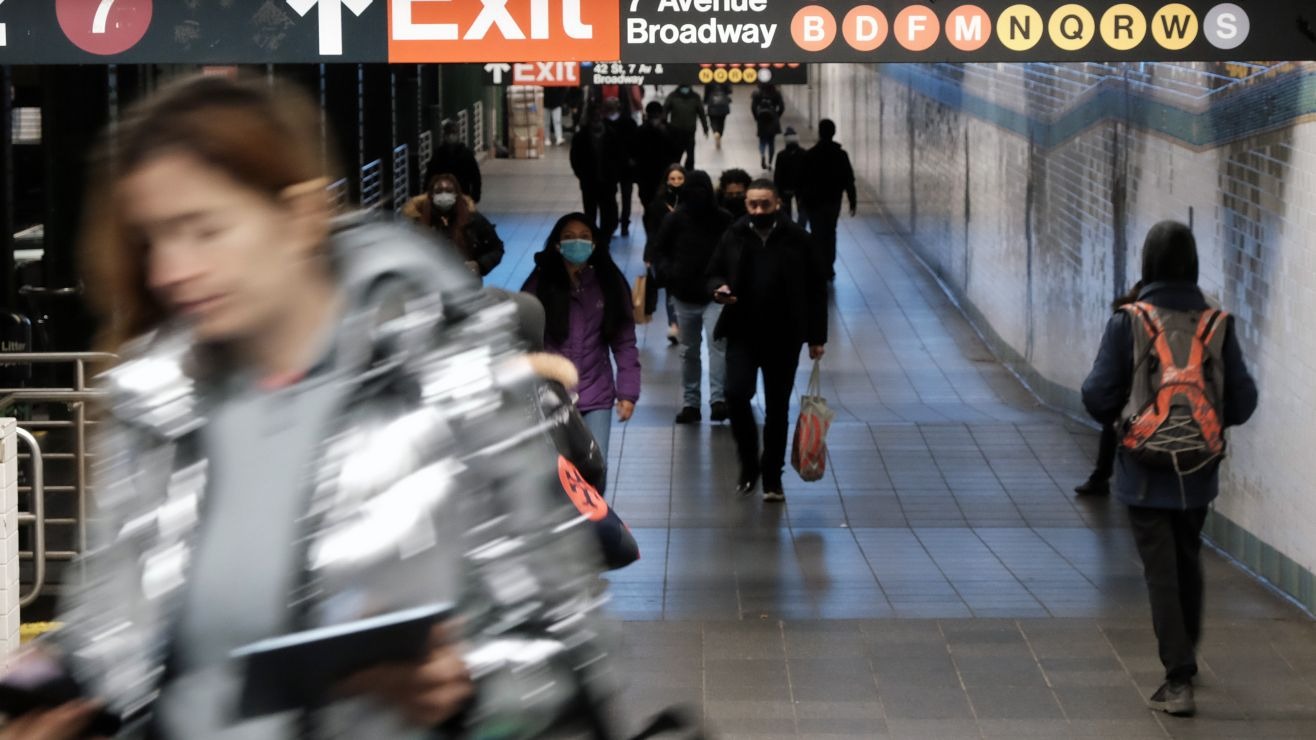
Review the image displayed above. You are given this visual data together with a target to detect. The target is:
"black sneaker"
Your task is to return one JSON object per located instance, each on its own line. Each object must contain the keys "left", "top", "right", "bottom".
{"left": 620, "top": 223, "right": 630, "bottom": 237}
{"left": 710, "top": 401, "right": 729, "bottom": 422}
{"left": 675, "top": 407, "right": 702, "bottom": 424}
{"left": 735, "top": 480, "right": 756, "bottom": 498}
{"left": 1148, "top": 680, "right": 1195, "bottom": 717}
{"left": 1075, "top": 478, "right": 1110, "bottom": 496}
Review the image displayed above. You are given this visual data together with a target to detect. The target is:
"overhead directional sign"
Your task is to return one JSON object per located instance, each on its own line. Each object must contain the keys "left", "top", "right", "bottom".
{"left": 621, "top": 1, "right": 1315, "bottom": 63}
{"left": 0, "top": 1, "right": 1310, "bottom": 63}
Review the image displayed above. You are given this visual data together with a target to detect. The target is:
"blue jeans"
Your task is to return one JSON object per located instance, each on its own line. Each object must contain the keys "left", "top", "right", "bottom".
{"left": 673, "top": 299, "right": 726, "bottom": 409}
{"left": 582, "top": 406, "right": 613, "bottom": 464}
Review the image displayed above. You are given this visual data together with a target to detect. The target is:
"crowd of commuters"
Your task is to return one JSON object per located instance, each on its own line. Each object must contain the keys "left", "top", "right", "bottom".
{"left": 0, "top": 72, "right": 1263, "bottom": 736}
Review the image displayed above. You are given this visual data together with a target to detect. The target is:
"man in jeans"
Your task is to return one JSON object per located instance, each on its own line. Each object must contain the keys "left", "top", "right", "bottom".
{"left": 707, "top": 179, "right": 828, "bottom": 502}
{"left": 1082, "top": 221, "right": 1257, "bottom": 717}
{"left": 647, "top": 173, "right": 734, "bottom": 424}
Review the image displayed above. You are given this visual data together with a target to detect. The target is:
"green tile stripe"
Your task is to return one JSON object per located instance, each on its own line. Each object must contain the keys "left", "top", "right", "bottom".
{"left": 883, "top": 64, "right": 1316, "bottom": 150}
{"left": 1205, "top": 510, "right": 1316, "bottom": 615}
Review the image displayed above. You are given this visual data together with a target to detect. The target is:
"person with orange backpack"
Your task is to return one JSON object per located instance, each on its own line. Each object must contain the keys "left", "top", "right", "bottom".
{"left": 1081, "top": 221, "right": 1257, "bottom": 718}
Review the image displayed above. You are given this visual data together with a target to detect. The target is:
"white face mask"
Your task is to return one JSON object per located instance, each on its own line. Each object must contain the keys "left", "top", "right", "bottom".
{"left": 432, "top": 192, "right": 458, "bottom": 211}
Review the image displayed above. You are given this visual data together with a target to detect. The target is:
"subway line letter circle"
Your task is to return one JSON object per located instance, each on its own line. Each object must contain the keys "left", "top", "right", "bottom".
{"left": 997, "top": 5, "right": 1045, "bottom": 52}
{"left": 1152, "top": 4, "right": 1199, "bottom": 51}
{"left": 843, "top": 6, "right": 889, "bottom": 52}
{"left": 946, "top": 6, "right": 992, "bottom": 52}
{"left": 57, "top": 0, "right": 153, "bottom": 56}
{"left": 1204, "top": 4, "right": 1248, "bottom": 50}
{"left": 1101, "top": 4, "right": 1147, "bottom": 51}
{"left": 1049, "top": 4, "right": 1096, "bottom": 51}
{"left": 792, "top": 6, "right": 838, "bottom": 53}
{"left": 894, "top": 6, "right": 941, "bottom": 52}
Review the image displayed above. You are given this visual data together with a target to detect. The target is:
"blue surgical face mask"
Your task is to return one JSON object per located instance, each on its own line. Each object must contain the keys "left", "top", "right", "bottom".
{"left": 559, "top": 238, "right": 594, "bottom": 265}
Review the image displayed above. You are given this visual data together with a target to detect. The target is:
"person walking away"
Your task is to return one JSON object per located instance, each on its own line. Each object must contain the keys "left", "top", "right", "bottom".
{"left": 718, "top": 168, "right": 752, "bottom": 220}
{"left": 774, "top": 127, "right": 808, "bottom": 226}
{"left": 403, "top": 173, "right": 504, "bottom": 283}
{"left": 649, "top": 171, "right": 734, "bottom": 424}
{"left": 569, "top": 104, "right": 625, "bottom": 248}
{"left": 602, "top": 97, "right": 641, "bottom": 238}
{"left": 1081, "top": 221, "right": 1257, "bottom": 718}
{"left": 707, "top": 179, "right": 828, "bottom": 503}
{"left": 0, "top": 74, "right": 615, "bottom": 740}
{"left": 634, "top": 101, "right": 683, "bottom": 211}
{"left": 427, "top": 120, "right": 482, "bottom": 203}
{"left": 1076, "top": 279, "right": 1145, "bottom": 496}
{"left": 664, "top": 85, "right": 709, "bottom": 169}
{"left": 522, "top": 214, "right": 641, "bottom": 489}
{"left": 704, "top": 82, "right": 732, "bottom": 150}
{"left": 751, "top": 83, "right": 784, "bottom": 170}
{"left": 545, "top": 86, "right": 568, "bottom": 146}
{"left": 802, "top": 119, "right": 857, "bottom": 280}
{"left": 644, "top": 164, "right": 687, "bottom": 347}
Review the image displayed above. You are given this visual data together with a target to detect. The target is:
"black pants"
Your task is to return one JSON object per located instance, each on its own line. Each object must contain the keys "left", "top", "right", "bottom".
{"left": 1092, "top": 423, "right": 1117, "bottom": 481}
{"left": 620, "top": 178, "right": 634, "bottom": 226}
{"left": 673, "top": 128, "right": 697, "bottom": 169}
{"left": 710, "top": 114, "right": 727, "bottom": 135}
{"left": 637, "top": 177, "right": 661, "bottom": 217}
{"left": 1128, "top": 506, "right": 1209, "bottom": 682}
{"left": 579, "top": 182, "right": 619, "bottom": 247}
{"left": 782, "top": 192, "right": 808, "bottom": 228}
{"left": 808, "top": 200, "right": 842, "bottom": 277}
{"left": 725, "top": 339, "right": 801, "bottom": 490}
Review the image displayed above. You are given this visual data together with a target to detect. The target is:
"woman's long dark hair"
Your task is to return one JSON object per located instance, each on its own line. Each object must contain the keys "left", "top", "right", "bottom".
{"left": 423, "top": 173, "right": 474, "bottom": 258}
{"left": 525, "top": 214, "right": 631, "bottom": 346}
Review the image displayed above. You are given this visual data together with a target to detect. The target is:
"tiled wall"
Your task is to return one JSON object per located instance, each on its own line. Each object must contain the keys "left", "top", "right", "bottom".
{"left": 1, "top": 419, "right": 20, "bottom": 659}
{"left": 786, "top": 62, "right": 1316, "bottom": 611}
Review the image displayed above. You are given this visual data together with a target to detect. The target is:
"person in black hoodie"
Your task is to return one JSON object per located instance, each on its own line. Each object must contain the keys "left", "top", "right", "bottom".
{"left": 648, "top": 171, "right": 734, "bottom": 424}
{"left": 569, "top": 102, "right": 626, "bottom": 247}
{"left": 707, "top": 179, "right": 828, "bottom": 503}
{"left": 644, "top": 164, "right": 687, "bottom": 346}
{"left": 718, "top": 168, "right": 752, "bottom": 220}
{"left": 1082, "top": 221, "right": 1257, "bottom": 718}
{"left": 802, "top": 119, "right": 856, "bottom": 279}
{"left": 1075, "top": 279, "right": 1144, "bottom": 497}
{"left": 634, "top": 102, "right": 683, "bottom": 211}
{"left": 774, "top": 126, "right": 808, "bottom": 226}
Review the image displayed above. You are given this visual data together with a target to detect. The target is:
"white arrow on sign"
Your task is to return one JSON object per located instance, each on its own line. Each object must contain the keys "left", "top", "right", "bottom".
{"left": 484, "top": 63, "right": 512, "bottom": 84}
{"left": 287, "top": 0, "right": 373, "bottom": 56}
{"left": 0, "top": 0, "right": 7, "bottom": 48}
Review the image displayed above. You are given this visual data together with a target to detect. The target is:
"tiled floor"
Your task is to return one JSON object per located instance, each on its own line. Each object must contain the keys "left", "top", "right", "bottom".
{"left": 477, "top": 103, "right": 1316, "bottom": 738}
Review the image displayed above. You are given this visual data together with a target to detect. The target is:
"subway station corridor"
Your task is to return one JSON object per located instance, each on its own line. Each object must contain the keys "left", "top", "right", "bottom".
{"left": 478, "top": 105, "right": 1316, "bottom": 739}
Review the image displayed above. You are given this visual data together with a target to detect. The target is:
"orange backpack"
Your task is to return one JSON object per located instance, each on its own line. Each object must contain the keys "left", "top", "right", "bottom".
{"left": 1119, "top": 302, "right": 1229, "bottom": 476}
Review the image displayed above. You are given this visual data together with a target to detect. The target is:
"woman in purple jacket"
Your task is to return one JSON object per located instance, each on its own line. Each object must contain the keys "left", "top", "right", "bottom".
{"left": 522, "top": 214, "right": 641, "bottom": 489}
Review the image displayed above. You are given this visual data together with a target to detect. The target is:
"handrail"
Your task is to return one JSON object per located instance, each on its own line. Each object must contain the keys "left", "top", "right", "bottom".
{"left": 14, "top": 427, "right": 46, "bottom": 608}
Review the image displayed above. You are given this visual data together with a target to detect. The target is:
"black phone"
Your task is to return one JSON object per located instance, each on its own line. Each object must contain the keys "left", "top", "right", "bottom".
{"left": 231, "top": 602, "right": 454, "bottom": 719}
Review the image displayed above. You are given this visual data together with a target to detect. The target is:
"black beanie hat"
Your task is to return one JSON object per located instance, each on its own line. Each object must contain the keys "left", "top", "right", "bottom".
{"left": 1141, "top": 220, "right": 1199, "bottom": 285}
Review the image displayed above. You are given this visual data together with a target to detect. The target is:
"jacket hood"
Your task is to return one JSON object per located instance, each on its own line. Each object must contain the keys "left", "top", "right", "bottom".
{"left": 1140, "top": 220, "right": 1198, "bottom": 285}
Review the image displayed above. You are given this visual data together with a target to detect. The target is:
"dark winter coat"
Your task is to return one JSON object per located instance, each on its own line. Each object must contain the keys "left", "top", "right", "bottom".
{"left": 705, "top": 214, "right": 828, "bottom": 348}
{"left": 633, "top": 122, "right": 683, "bottom": 188}
{"left": 648, "top": 206, "right": 735, "bottom": 304}
{"left": 774, "top": 143, "right": 807, "bottom": 195}
{"left": 704, "top": 84, "right": 732, "bottom": 116}
{"left": 1081, "top": 282, "right": 1258, "bottom": 510}
{"left": 663, "top": 89, "right": 708, "bottom": 134}
{"left": 802, "top": 140, "right": 856, "bottom": 208}
{"left": 752, "top": 89, "right": 783, "bottom": 139}
{"left": 570, "top": 119, "right": 630, "bottom": 186}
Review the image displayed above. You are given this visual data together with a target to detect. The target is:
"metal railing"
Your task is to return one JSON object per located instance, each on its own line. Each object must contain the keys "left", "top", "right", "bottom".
{"left": 360, "top": 159, "right": 384, "bottom": 211}
{"left": 418, "top": 130, "right": 433, "bottom": 183}
{"left": 0, "top": 353, "right": 116, "bottom": 600}
{"left": 327, "top": 178, "right": 350, "bottom": 212}
{"left": 15, "top": 428, "right": 45, "bottom": 608}
{"left": 472, "top": 102, "right": 485, "bottom": 152}
{"left": 457, "top": 109, "right": 470, "bottom": 149}
{"left": 392, "top": 144, "right": 410, "bottom": 214}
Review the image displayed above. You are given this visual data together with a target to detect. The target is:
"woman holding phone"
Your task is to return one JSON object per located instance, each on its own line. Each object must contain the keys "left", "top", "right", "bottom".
{"left": 0, "top": 75, "right": 612, "bottom": 739}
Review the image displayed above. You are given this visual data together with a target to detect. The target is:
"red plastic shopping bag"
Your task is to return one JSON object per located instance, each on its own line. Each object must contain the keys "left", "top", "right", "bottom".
{"left": 791, "top": 359, "right": 834, "bottom": 482}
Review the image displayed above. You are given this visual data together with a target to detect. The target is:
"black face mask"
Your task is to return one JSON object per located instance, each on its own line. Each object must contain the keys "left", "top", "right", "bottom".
{"left": 723, "top": 196, "right": 746, "bottom": 216}
{"left": 750, "top": 212, "right": 777, "bottom": 230}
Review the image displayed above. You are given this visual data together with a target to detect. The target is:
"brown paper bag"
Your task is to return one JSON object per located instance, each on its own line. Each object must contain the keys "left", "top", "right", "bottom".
{"left": 632, "top": 274, "right": 651, "bottom": 325}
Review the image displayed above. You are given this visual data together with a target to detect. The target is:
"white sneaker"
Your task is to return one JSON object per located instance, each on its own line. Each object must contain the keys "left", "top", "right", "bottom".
{"left": 763, "top": 490, "right": 785, "bottom": 503}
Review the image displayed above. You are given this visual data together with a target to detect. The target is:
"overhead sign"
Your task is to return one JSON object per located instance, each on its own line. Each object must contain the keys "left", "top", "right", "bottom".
{"left": 483, "top": 61, "right": 583, "bottom": 86}
{"left": 621, "top": 1, "right": 1312, "bottom": 63}
{"left": 585, "top": 62, "right": 808, "bottom": 86}
{"left": 0, "top": 1, "right": 1309, "bottom": 63}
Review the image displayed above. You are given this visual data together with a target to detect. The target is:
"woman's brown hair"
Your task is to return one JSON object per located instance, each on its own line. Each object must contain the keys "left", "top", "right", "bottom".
{"left": 420, "top": 173, "right": 474, "bottom": 258}
{"left": 81, "top": 74, "right": 339, "bottom": 351}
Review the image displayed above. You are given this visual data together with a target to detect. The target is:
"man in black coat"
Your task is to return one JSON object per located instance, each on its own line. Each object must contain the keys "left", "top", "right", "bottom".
{"left": 569, "top": 101, "right": 629, "bottom": 246}
{"left": 427, "top": 121, "right": 482, "bottom": 203}
{"left": 707, "top": 179, "right": 828, "bottom": 502}
{"left": 633, "top": 101, "right": 683, "bottom": 211}
{"left": 802, "top": 119, "right": 857, "bottom": 279}
{"left": 774, "top": 127, "right": 808, "bottom": 226}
